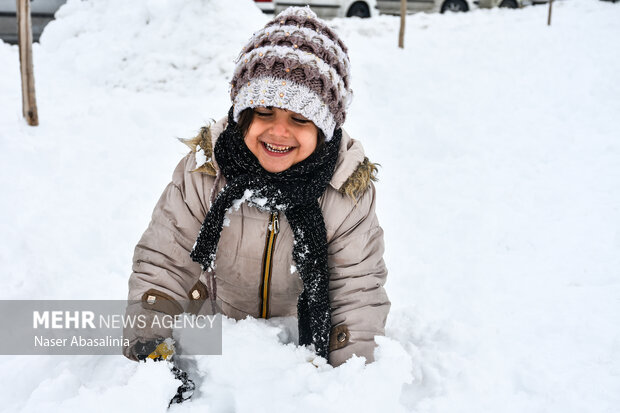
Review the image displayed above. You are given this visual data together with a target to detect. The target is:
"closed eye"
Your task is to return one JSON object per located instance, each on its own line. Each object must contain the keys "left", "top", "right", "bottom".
{"left": 255, "top": 110, "right": 273, "bottom": 118}
{"left": 292, "top": 117, "right": 310, "bottom": 124}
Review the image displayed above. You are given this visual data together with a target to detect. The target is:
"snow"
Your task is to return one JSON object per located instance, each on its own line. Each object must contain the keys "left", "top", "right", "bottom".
{"left": 194, "top": 148, "right": 207, "bottom": 168}
{"left": 232, "top": 189, "right": 255, "bottom": 210}
{"left": 250, "top": 196, "right": 268, "bottom": 208}
{"left": 1, "top": 0, "right": 619, "bottom": 411}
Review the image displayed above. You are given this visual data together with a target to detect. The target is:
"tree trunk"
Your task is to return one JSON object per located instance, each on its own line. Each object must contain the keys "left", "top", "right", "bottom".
{"left": 399, "top": 0, "right": 406, "bottom": 48}
{"left": 17, "top": 0, "right": 39, "bottom": 126}
{"left": 547, "top": 0, "right": 553, "bottom": 26}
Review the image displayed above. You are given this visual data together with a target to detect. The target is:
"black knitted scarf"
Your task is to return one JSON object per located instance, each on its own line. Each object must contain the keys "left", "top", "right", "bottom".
{"left": 190, "top": 108, "right": 342, "bottom": 359}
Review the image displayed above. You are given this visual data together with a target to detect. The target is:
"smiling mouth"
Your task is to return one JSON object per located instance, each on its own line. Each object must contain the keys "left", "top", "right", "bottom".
{"left": 263, "top": 142, "right": 294, "bottom": 153}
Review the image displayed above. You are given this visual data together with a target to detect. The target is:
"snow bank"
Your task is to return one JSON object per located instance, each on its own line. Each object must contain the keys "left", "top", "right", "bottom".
{"left": 40, "top": 0, "right": 267, "bottom": 93}
{"left": 187, "top": 317, "right": 412, "bottom": 413}
{"left": 1, "top": 0, "right": 619, "bottom": 411}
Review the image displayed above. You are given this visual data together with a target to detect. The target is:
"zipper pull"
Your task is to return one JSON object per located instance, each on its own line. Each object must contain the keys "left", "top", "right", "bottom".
{"left": 272, "top": 212, "right": 280, "bottom": 234}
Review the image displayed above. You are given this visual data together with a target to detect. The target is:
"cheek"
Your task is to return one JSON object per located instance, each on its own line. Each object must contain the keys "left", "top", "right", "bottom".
{"left": 306, "top": 127, "right": 319, "bottom": 151}
{"left": 299, "top": 130, "right": 318, "bottom": 157}
{"left": 244, "top": 126, "right": 261, "bottom": 153}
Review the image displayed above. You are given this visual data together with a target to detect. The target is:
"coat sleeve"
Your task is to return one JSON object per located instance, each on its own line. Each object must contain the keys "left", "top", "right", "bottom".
{"left": 123, "top": 153, "right": 209, "bottom": 360}
{"left": 326, "top": 182, "right": 390, "bottom": 367}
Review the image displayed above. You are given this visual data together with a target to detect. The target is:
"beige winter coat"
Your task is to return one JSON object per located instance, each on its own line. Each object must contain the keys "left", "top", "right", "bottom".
{"left": 123, "top": 117, "right": 390, "bottom": 366}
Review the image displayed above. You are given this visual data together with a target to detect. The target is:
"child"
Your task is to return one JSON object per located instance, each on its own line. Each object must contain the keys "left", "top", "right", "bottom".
{"left": 124, "top": 6, "right": 389, "bottom": 368}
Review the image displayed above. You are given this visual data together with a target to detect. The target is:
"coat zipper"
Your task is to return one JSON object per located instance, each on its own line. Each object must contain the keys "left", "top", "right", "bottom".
{"left": 259, "top": 211, "right": 279, "bottom": 318}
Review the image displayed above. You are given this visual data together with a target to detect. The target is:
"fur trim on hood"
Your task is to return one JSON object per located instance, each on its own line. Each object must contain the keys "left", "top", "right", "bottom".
{"left": 180, "top": 123, "right": 378, "bottom": 200}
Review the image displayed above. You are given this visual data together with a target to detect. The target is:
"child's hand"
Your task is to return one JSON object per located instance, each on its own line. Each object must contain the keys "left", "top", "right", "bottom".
{"left": 133, "top": 338, "right": 175, "bottom": 361}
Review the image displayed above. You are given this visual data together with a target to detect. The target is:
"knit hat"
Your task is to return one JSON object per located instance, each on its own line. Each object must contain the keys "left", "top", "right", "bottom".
{"left": 230, "top": 6, "right": 353, "bottom": 141}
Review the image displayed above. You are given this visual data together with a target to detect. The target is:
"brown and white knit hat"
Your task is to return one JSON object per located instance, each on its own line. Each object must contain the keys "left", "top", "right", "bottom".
{"left": 230, "top": 6, "right": 353, "bottom": 141}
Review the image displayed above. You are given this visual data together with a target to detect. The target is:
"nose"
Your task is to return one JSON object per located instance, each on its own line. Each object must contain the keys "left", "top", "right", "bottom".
{"left": 269, "top": 116, "right": 289, "bottom": 138}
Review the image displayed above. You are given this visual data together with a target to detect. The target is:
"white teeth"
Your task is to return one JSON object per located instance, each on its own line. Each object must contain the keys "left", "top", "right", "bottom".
{"left": 264, "top": 142, "right": 293, "bottom": 153}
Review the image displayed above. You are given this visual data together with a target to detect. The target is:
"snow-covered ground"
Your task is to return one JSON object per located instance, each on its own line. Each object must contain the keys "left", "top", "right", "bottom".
{"left": 1, "top": 0, "right": 619, "bottom": 411}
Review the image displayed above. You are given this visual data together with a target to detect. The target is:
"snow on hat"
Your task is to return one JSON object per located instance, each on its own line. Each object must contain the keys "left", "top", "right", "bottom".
{"left": 230, "top": 6, "right": 353, "bottom": 141}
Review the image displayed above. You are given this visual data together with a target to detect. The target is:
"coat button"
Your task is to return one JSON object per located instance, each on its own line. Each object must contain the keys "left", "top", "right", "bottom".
{"left": 191, "top": 289, "right": 201, "bottom": 300}
{"left": 146, "top": 295, "right": 156, "bottom": 305}
{"left": 337, "top": 332, "right": 347, "bottom": 343}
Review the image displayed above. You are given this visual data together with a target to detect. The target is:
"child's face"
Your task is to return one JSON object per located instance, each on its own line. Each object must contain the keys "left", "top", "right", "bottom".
{"left": 244, "top": 107, "right": 318, "bottom": 173}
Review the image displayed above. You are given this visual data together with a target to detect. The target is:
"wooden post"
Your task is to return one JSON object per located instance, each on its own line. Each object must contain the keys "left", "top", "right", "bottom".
{"left": 17, "top": 0, "right": 39, "bottom": 126}
{"left": 547, "top": 0, "right": 553, "bottom": 26}
{"left": 398, "top": 0, "right": 406, "bottom": 48}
